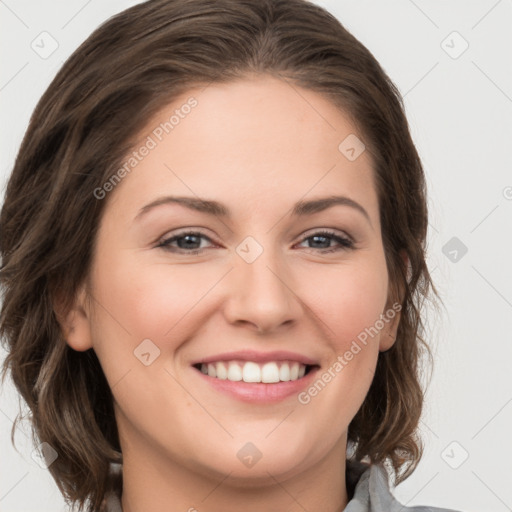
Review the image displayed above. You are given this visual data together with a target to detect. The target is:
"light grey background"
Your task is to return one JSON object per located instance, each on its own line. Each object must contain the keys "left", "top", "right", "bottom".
{"left": 1, "top": 1, "right": 511, "bottom": 511}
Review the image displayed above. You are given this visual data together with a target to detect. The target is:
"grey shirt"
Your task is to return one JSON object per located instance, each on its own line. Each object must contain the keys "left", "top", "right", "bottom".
{"left": 101, "top": 460, "right": 462, "bottom": 512}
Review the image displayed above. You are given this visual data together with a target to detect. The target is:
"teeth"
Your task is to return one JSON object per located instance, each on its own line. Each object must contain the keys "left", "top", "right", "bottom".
{"left": 261, "top": 362, "right": 280, "bottom": 383}
{"left": 243, "top": 361, "right": 261, "bottom": 382}
{"left": 227, "top": 362, "right": 242, "bottom": 381}
{"left": 279, "top": 363, "right": 291, "bottom": 381}
{"left": 199, "top": 360, "right": 309, "bottom": 383}
{"left": 216, "top": 362, "right": 228, "bottom": 380}
{"left": 290, "top": 362, "right": 299, "bottom": 380}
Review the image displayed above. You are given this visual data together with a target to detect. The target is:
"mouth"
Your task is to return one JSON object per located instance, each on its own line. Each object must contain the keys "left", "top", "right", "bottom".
{"left": 190, "top": 351, "right": 321, "bottom": 403}
{"left": 192, "top": 360, "right": 318, "bottom": 383}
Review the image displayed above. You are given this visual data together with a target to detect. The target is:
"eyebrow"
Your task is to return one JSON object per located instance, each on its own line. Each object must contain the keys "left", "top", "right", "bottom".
{"left": 135, "top": 194, "right": 372, "bottom": 227}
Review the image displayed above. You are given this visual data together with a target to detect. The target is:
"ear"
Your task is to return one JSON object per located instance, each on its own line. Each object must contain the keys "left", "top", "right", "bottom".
{"left": 379, "top": 249, "right": 409, "bottom": 352}
{"left": 53, "top": 283, "right": 94, "bottom": 352}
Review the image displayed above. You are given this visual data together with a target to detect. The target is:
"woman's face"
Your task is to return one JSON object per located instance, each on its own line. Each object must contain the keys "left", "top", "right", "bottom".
{"left": 64, "top": 74, "right": 400, "bottom": 484}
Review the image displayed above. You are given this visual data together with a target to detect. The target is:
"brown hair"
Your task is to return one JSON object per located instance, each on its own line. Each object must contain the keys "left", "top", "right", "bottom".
{"left": 0, "top": 0, "right": 440, "bottom": 510}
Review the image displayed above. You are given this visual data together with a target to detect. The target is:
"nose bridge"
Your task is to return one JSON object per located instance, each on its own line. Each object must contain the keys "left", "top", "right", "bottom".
{"left": 224, "top": 236, "right": 301, "bottom": 331}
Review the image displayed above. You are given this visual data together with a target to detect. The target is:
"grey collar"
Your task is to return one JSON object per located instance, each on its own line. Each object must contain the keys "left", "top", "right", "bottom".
{"left": 345, "top": 459, "right": 461, "bottom": 512}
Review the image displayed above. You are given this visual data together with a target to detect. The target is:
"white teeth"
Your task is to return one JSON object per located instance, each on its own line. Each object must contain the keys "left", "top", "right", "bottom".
{"left": 216, "top": 361, "right": 228, "bottom": 380}
{"left": 279, "top": 363, "right": 291, "bottom": 381}
{"left": 261, "top": 362, "right": 280, "bottom": 383}
{"left": 227, "top": 361, "right": 243, "bottom": 381}
{"left": 198, "top": 360, "right": 310, "bottom": 383}
{"left": 242, "top": 361, "right": 261, "bottom": 382}
{"left": 290, "top": 362, "right": 299, "bottom": 380}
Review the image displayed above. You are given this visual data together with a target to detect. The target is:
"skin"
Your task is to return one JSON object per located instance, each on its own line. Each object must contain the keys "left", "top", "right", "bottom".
{"left": 59, "top": 74, "right": 403, "bottom": 512}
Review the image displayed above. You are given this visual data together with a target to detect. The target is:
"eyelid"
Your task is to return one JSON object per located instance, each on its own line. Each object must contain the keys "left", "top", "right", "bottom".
{"left": 298, "top": 227, "right": 353, "bottom": 243}
{"left": 155, "top": 227, "right": 218, "bottom": 246}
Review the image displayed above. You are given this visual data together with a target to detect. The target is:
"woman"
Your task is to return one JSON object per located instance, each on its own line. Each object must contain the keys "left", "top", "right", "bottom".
{"left": 0, "top": 0, "right": 463, "bottom": 511}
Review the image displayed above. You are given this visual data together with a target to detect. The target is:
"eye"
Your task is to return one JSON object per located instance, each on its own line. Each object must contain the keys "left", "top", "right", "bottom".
{"left": 156, "top": 230, "right": 216, "bottom": 255}
{"left": 295, "top": 230, "right": 354, "bottom": 253}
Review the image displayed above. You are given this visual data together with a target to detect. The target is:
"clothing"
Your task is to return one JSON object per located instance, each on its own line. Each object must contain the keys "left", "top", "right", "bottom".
{"left": 344, "top": 459, "right": 461, "bottom": 511}
{"left": 101, "top": 459, "right": 462, "bottom": 512}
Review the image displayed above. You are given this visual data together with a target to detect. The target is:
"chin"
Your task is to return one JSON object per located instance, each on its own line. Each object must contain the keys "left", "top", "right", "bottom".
{"left": 214, "top": 438, "right": 314, "bottom": 484}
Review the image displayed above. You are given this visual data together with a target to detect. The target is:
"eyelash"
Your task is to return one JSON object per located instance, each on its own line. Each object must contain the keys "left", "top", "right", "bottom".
{"left": 156, "top": 229, "right": 355, "bottom": 255}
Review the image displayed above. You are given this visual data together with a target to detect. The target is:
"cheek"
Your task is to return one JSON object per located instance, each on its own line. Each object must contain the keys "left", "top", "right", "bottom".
{"left": 91, "top": 254, "right": 222, "bottom": 348}
{"left": 303, "top": 259, "right": 389, "bottom": 349}
{"left": 296, "top": 264, "right": 386, "bottom": 429}
{"left": 87, "top": 256, "right": 218, "bottom": 412}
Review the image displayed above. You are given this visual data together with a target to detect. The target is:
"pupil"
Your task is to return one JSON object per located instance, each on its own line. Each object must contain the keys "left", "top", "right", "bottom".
{"left": 311, "top": 235, "right": 328, "bottom": 248}
{"left": 179, "top": 235, "right": 200, "bottom": 249}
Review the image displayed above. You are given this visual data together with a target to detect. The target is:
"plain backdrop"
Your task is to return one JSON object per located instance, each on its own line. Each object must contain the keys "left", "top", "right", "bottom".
{"left": 1, "top": 1, "right": 511, "bottom": 511}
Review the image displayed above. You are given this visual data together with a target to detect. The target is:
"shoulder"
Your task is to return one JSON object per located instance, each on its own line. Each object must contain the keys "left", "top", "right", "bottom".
{"left": 345, "top": 459, "right": 464, "bottom": 512}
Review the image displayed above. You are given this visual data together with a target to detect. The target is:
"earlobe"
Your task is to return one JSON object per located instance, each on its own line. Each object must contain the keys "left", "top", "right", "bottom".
{"left": 378, "top": 306, "right": 401, "bottom": 352}
{"left": 53, "top": 284, "right": 93, "bottom": 352}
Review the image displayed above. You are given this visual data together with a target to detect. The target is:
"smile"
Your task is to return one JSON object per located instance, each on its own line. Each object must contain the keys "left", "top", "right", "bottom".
{"left": 192, "top": 361, "right": 320, "bottom": 403}
{"left": 195, "top": 360, "right": 312, "bottom": 383}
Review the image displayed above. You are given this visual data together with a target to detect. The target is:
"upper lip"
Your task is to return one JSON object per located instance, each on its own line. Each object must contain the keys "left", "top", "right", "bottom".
{"left": 191, "top": 350, "right": 319, "bottom": 366}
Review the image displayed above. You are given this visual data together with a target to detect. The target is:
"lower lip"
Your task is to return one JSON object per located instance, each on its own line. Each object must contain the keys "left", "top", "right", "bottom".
{"left": 192, "top": 366, "right": 320, "bottom": 403}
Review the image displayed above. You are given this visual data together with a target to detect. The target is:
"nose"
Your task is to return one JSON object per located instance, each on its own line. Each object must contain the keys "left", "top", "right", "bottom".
{"left": 223, "top": 246, "right": 303, "bottom": 334}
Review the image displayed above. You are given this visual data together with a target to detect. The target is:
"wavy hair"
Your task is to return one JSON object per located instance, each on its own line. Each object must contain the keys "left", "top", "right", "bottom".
{"left": 0, "top": 0, "right": 440, "bottom": 510}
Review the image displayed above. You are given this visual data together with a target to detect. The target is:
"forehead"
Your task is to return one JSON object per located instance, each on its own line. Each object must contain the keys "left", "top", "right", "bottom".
{"left": 105, "top": 75, "right": 378, "bottom": 226}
